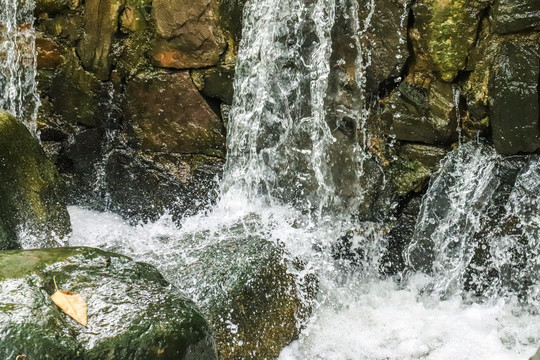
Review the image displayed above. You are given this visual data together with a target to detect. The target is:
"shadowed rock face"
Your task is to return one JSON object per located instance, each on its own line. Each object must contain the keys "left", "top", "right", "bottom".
{"left": 489, "top": 40, "right": 540, "bottom": 155}
{"left": 125, "top": 71, "right": 226, "bottom": 157}
{"left": 0, "top": 111, "right": 71, "bottom": 250}
{"left": 0, "top": 247, "right": 217, "bottom": 360}
{"left": 493, "top": 0, "right": 540, "bottom": 34}
{"left": 77, "top": 0, "right": 122, "bottom": 80}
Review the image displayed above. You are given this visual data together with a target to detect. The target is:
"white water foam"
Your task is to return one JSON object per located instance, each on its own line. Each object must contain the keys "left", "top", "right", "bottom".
{"left": 68, "top": 204, "right": 540, "bottom": 359}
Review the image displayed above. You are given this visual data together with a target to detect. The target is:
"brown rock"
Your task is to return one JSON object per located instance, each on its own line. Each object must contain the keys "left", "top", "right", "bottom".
{"left": 36, "top": 37, "right": 63, "bottom": 69}
{"left": 76, "top": 0, "right": 121, "bottom": 80}
{"left": 150, "top": 0, "right": 226, "bottom": 69}
{"left": 125, "top": 71, "right": 225, "bottom": 156}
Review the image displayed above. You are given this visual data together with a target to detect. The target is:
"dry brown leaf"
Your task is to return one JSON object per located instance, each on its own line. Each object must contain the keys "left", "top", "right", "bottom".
{"left": 51, "top": 277, "right": 88, "bottom": 327}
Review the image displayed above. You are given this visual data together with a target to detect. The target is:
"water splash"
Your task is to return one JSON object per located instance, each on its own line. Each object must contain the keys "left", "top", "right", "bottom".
{"left": 406, "top": 141, "right": 540, "bottom": 308}
{"left": 0, "top": 0, "right": 39, "bottom": 134}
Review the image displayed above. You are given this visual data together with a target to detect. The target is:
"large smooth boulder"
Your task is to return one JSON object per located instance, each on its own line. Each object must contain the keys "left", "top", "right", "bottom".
{"left": 0, "top": 111, "right": 71, "bottom": 250}
{"left": 0, "top": 247, "right": 216, "bottom": 359}
{"left": 125, "top": 71, "right": 226, "bottom": 157}
{"left": 80, "top": 217, "right": 316, "bottom": 359}
{"left": 489, "top": 39, "right": 540, "bottom": 155}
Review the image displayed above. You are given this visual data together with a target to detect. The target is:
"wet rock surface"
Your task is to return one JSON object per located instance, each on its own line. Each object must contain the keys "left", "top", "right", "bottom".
{"left": 493, "top": 0, "right": 540, "bottom": 34}
{"left": 489, "top": 39, "right": 540, "bottom": 155}
{"left": 150, "top": 218, "right": 315, "bottom": 360}
{"left": 0, "top": 111, "right": 71, "bottom": 250}
{"left": 0, "top": 247, "right": 216, "bottom": 360}
{"left": 150, "top": 0, "right": 226, "bottom": 68}
{"left": 125, "top": 71, "right": 225, "bottom": 156}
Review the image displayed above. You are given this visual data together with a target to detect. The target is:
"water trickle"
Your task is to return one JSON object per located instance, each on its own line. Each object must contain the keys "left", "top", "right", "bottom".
{"left": 0, "top": 0, "right": 39, "bottom": 133}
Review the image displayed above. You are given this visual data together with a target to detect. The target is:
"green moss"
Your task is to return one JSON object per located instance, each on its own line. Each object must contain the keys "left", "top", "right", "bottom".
{"left": 392, "top": 159, "right": 433, "bottom": 196}
{"left": 0, "top": 112, "right": 71, "bottom": 249}
{"left": 415, "top": 0, "right": 483, "bottom": 82}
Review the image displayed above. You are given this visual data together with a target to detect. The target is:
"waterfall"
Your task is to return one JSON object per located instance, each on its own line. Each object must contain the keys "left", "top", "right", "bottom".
{"left": 0, "top": 0, "right": 39, "bottom": 134}
{"left": 222, "top": 0, "right": 372, "bottom": 220}
{"left": 65, "top": 0, "right": 540, "bottom": 357}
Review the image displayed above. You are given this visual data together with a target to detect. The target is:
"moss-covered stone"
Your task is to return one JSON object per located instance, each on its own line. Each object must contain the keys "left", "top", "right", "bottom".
{"left": 0, "top": 111, "right": 71, "bottom": 250}
{"left": 0, "top": 247, "right": 216, "bottom": 359}
{"left": 413, "top": 0, "right": 486, "bottom": 82}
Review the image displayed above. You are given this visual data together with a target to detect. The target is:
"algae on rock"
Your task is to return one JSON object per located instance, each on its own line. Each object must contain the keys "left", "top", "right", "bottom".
{"left": 0, "top": 111, "right": 71, "bottom": 250}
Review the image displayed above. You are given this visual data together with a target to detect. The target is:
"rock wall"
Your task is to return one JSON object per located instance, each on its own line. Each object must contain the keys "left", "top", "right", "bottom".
{"left": 34, "top": 0, "right": 246, "bottom": 221}
{"left": 33, "top": 0, "right": 540, "bottom": 222}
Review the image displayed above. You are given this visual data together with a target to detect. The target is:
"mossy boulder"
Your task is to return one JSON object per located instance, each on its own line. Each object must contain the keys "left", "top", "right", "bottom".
{"left": 0, "top": 247, "right": 216, "bottom": 359}
{"left": 0, "top": 111, "right": 71, "bottom": 250}
{"left": 413, "top": 0, "right": 486, "bottom": 82}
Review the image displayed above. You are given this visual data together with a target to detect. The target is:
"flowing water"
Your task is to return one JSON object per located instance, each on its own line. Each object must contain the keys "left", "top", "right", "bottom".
{"left": 3, "top": 0, "right": 537, "bottom": 357}
{"left": 0, "top": 0, "right": 39, "bottom": 133}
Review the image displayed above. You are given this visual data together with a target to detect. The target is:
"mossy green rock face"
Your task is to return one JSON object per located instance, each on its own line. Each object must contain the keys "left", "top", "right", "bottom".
{"left": 0, "top": 111, "right": 71, "bottom": 250}
{"left": 0, "top": 247, "right": 216, "bottom": 360}
{"left": 414, "top": 0, "right": 485, "bottom": 82}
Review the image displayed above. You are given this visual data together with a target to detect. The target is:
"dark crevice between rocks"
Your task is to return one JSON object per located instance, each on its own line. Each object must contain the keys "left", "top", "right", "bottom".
{"left": 377, "top": 6, "right": 415, "bottom": 100}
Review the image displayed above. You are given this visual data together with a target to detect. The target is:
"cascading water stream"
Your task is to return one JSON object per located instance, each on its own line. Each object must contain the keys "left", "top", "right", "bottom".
{"left": 0, "top": 0, "right": 39, "bottom": 134}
